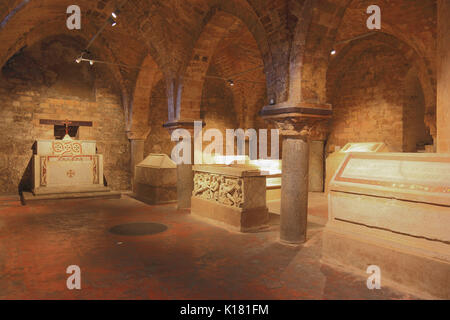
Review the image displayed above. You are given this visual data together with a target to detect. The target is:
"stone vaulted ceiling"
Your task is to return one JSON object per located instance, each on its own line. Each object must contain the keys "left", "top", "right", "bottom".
{"left": 0, "top": 0, "right": 437, "bottom": 135}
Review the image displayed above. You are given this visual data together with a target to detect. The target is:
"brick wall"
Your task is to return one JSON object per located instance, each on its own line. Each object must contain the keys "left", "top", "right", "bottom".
{"left": 144, "top": 79, "right": 174, "bottom": 157}
{"left": 142, "top": 72, "right": 266, "bottom": 161}
{"left": 0, "top": 36, "right": 131, "bottom": 193}
{"left": 201, "top": 73, "right": 239, "bottom": 136}
{"left": 327, "top": 45, "right": 432, "bottom": 153}
{"left": 143, "top": 73, "right": 241, "bottom": 159}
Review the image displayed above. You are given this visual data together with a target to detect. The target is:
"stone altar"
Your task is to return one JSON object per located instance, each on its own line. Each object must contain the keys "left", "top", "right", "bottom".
{"left": 323, "top": 152, "right": 450, "bottom": 299}
{"left": 325, "top": 142, "right": 389, "bottom": 193}
{"left": 191, "top": 164, "right": 269, "bottom": 232}
{"left": 29, "top": 135, "right": 118, "bottom": 201}
{"left": 133, "top": 153, "right": 177, "bottom": 204}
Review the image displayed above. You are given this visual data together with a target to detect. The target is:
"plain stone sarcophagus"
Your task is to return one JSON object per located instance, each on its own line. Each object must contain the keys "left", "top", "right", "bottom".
{"left": 323, "top": 152, "right": 450, "bottom": 299}
{"left": 325, "top": 142, "right": 389, "bottom": 193}
{"left": 191, "top": 164, "right": 269, "bottom": 232}
{"left": 133, "top": 154, "right": 177, "bottom": 205}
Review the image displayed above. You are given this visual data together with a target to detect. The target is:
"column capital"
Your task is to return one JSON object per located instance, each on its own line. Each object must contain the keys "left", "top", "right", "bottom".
{"left": 259, "top": 102, "right": 331, "bottom": 139}
{"left": 162, "top": 119, "right": 206, "bottom": 135}
{"left": 127, "top": 128, "right": 151, "bottom": 141}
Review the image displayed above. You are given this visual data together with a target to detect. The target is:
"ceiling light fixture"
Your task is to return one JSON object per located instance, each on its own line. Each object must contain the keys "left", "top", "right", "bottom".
{"left": 331, "top": 49, "right": 336, "bottom": 55}
{"left": 74, "top": 57, "right": 142, "bottom": 69}
{"left": 82, "top": 1, "right": 127, "bottom": 52}
{"left": 228, "top": 80, "right": 234, "bottom": 87}
{"left": 108, "top": 16, "right": 117, "bottom": 27}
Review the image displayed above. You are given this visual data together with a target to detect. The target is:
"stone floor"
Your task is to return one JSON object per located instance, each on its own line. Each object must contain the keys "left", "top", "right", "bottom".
{"left": 0, "top": 193, "right": 418, "bottom": 300}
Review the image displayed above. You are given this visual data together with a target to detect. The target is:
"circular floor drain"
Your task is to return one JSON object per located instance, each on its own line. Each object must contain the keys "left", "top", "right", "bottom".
{"left": 109, "top": 222, "right": 168, "bottom": 236}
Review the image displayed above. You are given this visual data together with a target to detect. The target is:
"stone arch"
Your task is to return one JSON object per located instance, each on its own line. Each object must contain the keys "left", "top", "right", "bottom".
{"left": 326, "top": 33, "right": 434, "bottom": 152}
{"left": 1, "top": 22, "right": 128, "bottom": 106}
{"left": 177, "top": 3, "right": 272, "bottom": 121}
{"left": 0, "top": 0, "right": 29, "bottom": 29}
{"left": 0, "top": 1, "right": 182, "bottom": 133}
{"left": 288, "top": 0, "right": 349, "bottom": 105}
{"left": 207, "top": 0, "right": 273, "bottom": 75}
{"left": 128, "top": 54, "right": 163, "bottom": 140}
{"left": 0, "top": 33, "right": 134, "bottom": 192}
{"left": 290, "top": 0, "right": 436, "bottom": 109}
{"left": 0, "top": 4, "right": 130, "bottom": 105}
{"left": 327, "top": 32, "right": 436, "bottom": 140}
{"left": 402, "top": 67, "right": 434, "bottom": 152}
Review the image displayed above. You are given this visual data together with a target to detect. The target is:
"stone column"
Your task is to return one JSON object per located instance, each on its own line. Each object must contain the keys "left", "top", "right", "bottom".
{"left": 437, "top": 0, "right": 450, "bottom": 153}
{"left": 177, "top": 159, "right": 194, "bottom": 209}
{"left": 281, "top": 134, "right": 310, "bottom": 243}
{"left": 130, "top": 139, "right": 145, "bottom": 171}
{"left": 308, "top": 120, "right": 329, "bottom": 192}
{"left": 260, "top": 103, "right": 331, "bottom": 245}
{"left": 127, "top": 129, "right": 151, "bottom": 190}
{"left": 164, "top": 120, "right": 204, "bottom": 209}
{"left": 309, "top": 140, "right": 324, "bottom": 192}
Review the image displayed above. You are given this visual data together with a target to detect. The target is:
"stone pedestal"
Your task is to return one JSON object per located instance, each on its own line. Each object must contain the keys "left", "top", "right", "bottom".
{"left": 163, "top": 119, "right": 204, "bottom": 209}
{"left": 191, "top": 164, "right": 269, "bottom": 232}
{"left": 437, "top": 0, "right": 450, "bottom": 152}
{"left": 324, "top": 152, "right": 450, "bottom": 299}
{"left": 260, "top": 103, "right": 332, "bottom": 244}
{"left": 130, "top": 139, "right": 145, "bottom": 189}
{"left": 309, "top": 140, "right": 324, "bottom": 192}
{"left": 130, "top": 139, "right": 145, "bottom": 172}
{"left": 133, "top": 154, "right": 177, "bottom": 204}
{"left": 177, "top": 163, "right": 194, "bottom": 209}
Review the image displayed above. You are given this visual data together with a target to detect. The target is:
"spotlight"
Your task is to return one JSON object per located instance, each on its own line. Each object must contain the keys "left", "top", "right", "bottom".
{"left": 331, "top": 49, "right": 336, "bottom": 55}
{"left": 112, "top": 12, "right": 117, "bottom": 19}
{"left": 75, "top": 57, "right": 82, "bottom": 64}
{"left": 228, "top": 80, "right": 234, "bottom": 87}
{"left": 109, "top": 16, "right": 117, "bottom": 26}
{"left": 90, "top": 60, "right": 94, "bottom": 65}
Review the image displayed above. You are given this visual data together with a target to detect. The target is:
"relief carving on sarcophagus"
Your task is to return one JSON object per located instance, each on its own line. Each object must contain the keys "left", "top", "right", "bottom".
{"left": 191, "top": 165, "right": 268, "bottom": 232}
{"left": 193, "top": 172, "right": 244, "bottom": 208}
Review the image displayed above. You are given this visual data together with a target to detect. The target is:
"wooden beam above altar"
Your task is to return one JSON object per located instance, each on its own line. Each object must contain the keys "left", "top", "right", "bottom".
{"left": 39, "top": 119, "right": 93, "bottom": 127}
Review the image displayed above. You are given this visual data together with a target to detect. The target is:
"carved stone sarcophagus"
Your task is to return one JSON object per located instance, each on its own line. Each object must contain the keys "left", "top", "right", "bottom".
{"left": 191, "top": 164, "right": 269, "bottom": 232}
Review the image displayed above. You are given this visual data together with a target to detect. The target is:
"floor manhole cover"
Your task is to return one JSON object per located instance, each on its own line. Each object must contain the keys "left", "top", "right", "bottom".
{"left": 109, "top": 222, "right": 168, "bottom": 236}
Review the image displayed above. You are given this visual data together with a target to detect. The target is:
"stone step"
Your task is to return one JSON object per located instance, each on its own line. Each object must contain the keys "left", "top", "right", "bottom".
{"left": 0, "top": 194, "right": 22, "bottom": 207}
{"left": 22, "top": 191, "right": 121, "bottom": 205}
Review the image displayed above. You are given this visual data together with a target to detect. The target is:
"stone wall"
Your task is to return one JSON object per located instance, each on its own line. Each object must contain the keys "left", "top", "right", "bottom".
{"left": 201, "top": 70, "right": 239, "bottom": 156}
{"left": 143, "top": 72, "right": 267, "bottom": 161}
{"left": 144, "top": 79, "right": 174, "bottom": 157}
{"left": 327, "top": 45, "right": 432, "bottom": 153}
{"left": 0, "top": 36, "right": 131, "bottom": 193}
{"left": 403, "top": 70, "right": 433, "bottom": 152}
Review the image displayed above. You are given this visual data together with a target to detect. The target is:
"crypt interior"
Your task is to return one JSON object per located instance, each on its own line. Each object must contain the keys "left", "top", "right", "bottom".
{"left": 0, "top": 0, "right": 449, "bottom": 300}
